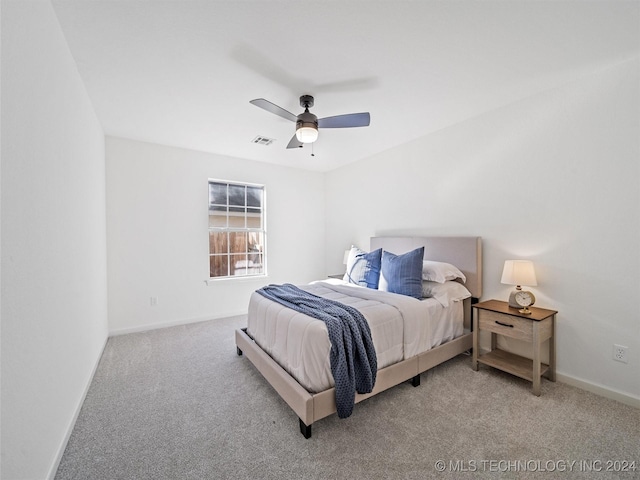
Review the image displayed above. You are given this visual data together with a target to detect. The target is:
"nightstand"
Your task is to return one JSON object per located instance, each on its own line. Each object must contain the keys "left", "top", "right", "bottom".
{"left": 472, "top": 299, "right": 557, "bottom": 396}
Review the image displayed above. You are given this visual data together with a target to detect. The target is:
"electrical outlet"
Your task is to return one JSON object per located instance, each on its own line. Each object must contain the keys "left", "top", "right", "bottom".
{"left": 613, "top": 344, "right": 628, "bottom": 363}
{"left": 150, "top": 296, "right": 158, "bottom": 307}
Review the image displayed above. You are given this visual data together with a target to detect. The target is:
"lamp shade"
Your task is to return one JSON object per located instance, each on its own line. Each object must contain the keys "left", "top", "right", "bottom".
{"left": 501, "top": 260, "right": 537, "bottom": 287}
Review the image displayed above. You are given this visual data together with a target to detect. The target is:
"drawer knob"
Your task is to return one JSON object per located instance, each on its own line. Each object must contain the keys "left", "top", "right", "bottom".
{"left": 495, "top": 320, "right": 514, "bottom": 328}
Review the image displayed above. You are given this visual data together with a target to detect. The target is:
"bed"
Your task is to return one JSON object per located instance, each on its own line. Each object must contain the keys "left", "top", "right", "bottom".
{"left": 235, "top": 236, "right": 482, "bottom": 438}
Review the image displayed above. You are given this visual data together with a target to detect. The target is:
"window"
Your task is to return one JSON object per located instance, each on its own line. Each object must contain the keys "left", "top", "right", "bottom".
{"left": 208, "top": 180, "right": 266, "bottom": 278}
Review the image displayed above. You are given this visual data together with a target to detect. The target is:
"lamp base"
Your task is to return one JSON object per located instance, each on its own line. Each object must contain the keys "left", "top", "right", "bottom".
{"left": 507, "top": 289, "right": 521, "bottom": 308}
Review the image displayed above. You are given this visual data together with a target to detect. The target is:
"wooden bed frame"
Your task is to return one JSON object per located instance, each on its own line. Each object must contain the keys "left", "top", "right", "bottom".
{"left": 235, "top": 236, "right": 482, "bottom": 438}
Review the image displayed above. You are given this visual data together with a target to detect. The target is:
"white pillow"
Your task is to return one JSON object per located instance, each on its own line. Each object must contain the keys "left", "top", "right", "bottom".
{"left": 422, "top": 260, "right": 466, "bottom": 284}
{"left": 421, "top": 281, "right": 471, "bottom": 307}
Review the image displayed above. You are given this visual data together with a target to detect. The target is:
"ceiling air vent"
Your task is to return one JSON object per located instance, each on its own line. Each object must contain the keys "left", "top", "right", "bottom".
{"left": 251, "top": 135, "right": 275, "bottom": 146}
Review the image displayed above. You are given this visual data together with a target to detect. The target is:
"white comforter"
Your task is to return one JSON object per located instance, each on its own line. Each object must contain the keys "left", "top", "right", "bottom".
{"left": 247, "top": 280, "right": 464, "bottom": 393}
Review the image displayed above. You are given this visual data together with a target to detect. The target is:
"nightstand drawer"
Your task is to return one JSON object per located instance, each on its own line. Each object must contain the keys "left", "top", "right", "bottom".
{"left": 479, "top": 310, "right": 532, "bottom": 341}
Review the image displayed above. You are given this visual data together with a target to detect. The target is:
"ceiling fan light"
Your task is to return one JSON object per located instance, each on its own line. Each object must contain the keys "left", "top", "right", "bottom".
{"left": 295, "top": 124, "right": 318, "bottom": 143}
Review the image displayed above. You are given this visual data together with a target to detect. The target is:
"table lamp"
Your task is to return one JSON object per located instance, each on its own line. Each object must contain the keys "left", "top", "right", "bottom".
{"left": 501, "top": 260, "right": 537, "bottom": 314}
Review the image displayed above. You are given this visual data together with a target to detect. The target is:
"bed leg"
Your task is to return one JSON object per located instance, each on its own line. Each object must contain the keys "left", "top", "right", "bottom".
{"left": 411, "top": 374, "right": 420, "bottom": 387}
{"left": 299, "top": 419, "right": 312, "bottom": 439}
{"left": 236, "top": 346, "right": 243, "bottom": 356}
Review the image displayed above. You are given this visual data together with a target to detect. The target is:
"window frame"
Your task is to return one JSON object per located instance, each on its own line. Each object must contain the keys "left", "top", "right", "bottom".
{"left": 208, "top": 178, "right": 267, "bottom": 280}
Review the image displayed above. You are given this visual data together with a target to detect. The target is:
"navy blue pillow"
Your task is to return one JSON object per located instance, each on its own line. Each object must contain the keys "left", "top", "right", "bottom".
{"left": 379, "top": 247, "right": 425, "bottom": 298}
{"left": 343, "top": 247, "right": 382, "bottom": 289}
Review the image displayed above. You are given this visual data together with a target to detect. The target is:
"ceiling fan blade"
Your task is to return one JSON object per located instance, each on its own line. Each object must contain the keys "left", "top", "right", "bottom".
{"left": 318, "top": 112, "right": 370, "bottom": 129}
{"left": 286, "top": 134, "right": 303, "bottom": 149}
{"left": 250, "top": 98, "right": 297, "bottom": 122}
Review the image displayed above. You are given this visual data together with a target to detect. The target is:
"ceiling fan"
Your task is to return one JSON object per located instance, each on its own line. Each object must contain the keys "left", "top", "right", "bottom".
{"left": 250, "top": 95, "right": 370, "bottom": 149}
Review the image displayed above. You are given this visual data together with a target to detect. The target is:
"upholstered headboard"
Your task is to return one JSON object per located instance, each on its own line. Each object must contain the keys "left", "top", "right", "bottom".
{"left": 370, "top": 236, "right": 483, "bottom": 299}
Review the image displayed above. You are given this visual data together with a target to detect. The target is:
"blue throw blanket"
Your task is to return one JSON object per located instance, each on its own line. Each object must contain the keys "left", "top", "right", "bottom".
{"left": 256, "top": 283, "right": 377, "bottom": 418}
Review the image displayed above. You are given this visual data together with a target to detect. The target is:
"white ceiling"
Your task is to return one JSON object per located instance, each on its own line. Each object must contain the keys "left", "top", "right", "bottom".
{"left": 51, "top": 1, "right": 639, "bottom": 172}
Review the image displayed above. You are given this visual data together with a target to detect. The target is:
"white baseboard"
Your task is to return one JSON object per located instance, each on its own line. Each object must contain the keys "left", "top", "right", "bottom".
{"left": 556, "top": 371, "right": 640, "bottom": 409}
{"left": 108, "top": 310, "right": 248, "bottom": 336}
{"left": 47, "top": 335, "right": 109, "bottom": 480}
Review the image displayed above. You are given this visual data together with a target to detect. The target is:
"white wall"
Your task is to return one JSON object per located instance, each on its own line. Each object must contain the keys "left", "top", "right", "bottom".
{"left": 325, "top": 58, "right": 640, "bottom": 402}
{"left": 106, "top": 137, "right": 325, "bottom": 334}
{"left": 1, "top": 1, "right": 108, "bottom": 479}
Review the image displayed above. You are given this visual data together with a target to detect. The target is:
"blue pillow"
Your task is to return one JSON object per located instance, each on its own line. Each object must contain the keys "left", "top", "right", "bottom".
{"left": 342, "top": 247, "right": 382, "bottom": 289}
{"left": 379, "top": 247, "right": 425, "bottom": 298}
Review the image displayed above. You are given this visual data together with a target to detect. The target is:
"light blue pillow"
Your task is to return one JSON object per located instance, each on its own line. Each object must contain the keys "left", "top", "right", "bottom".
{"left": 379, "top": 247, "right": 425, "bottom": 298}
{"left": 343, "top": 246, "right": 382, "bottom": 289}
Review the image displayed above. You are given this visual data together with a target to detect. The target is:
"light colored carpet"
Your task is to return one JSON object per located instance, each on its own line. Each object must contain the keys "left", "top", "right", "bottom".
{"left": 56, "top": 315, "right": 640, "bottom": 479}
